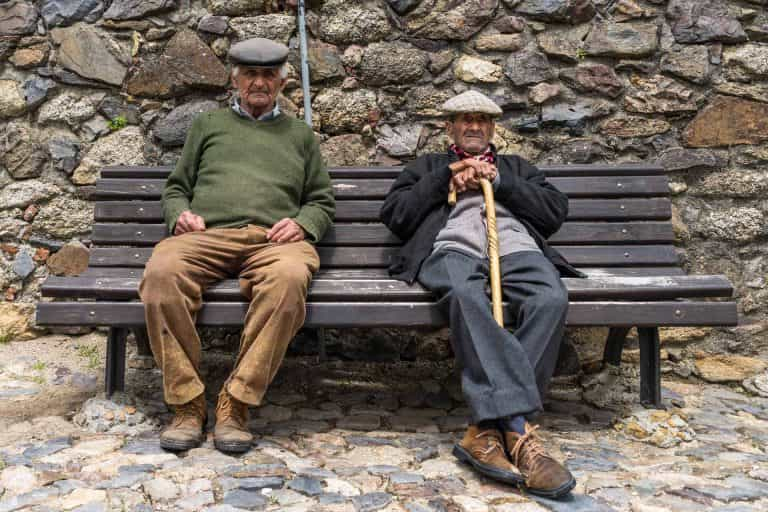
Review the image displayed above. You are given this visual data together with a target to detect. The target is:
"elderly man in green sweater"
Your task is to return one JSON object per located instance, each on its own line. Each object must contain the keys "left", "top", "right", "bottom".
{"left": 139, "top": 38, "right": 335, "bottom": 454}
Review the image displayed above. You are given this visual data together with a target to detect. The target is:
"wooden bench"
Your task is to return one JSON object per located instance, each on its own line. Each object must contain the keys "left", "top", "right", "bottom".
{"left": 36, "top": 163, "right": 738, "bottom": 408}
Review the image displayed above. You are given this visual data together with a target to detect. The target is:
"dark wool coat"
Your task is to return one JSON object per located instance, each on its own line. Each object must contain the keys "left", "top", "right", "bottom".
{"left": 379, "top": 151, "right": 586, "bottom": 284}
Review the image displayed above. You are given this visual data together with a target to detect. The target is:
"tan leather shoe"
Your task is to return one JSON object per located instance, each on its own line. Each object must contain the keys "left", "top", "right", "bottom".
{"left": 213, "top": 388, "right": 253, "bottom": 454}
{"left": 504, "top": 423, "right": 575, "bottom": 499}
{"left": 453, "top": 425, "right": 524, "bottom": 485}
{"left": 160, "top": 393, "right": 207, "bottom": 451}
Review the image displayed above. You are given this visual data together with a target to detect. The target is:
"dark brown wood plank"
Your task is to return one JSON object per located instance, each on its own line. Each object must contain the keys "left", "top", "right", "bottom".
{"left": 94, "top": 198, "right": 672, "bottom": 223}
{"left": 78, "top": 266, "right": 687, "bottom": 279}
{"left": 41, "top": 274, "right": 734, "bottom": 301}
{"left": 35, "top": 300, "right": 738, "bottom": 327}
{"left": 94, "top": 176, "right": 669, "bottom": 200}
{"left": 88, "top": 245, "right": 680, "bottom": 268}
{"left": 90, "top": 222, "right": 675, "bottom": 247}
{"left": 100, "top": 163, "right": 666, "bottom": 180}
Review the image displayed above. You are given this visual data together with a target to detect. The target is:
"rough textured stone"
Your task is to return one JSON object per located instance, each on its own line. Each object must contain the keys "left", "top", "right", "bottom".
{"left": 126, "top": 30, "right": 228, "bottom": 98}
{"left": 0, "top": 1, "right": 37, "bottom": 36}
{"left": 41, "top": 0, "right": 104, "bottom": 27}
{"left": 656, "top": 147, "right": 725, "bottom": 172}
{"left": 683, "top": 96, "right": 768, "bottom": 147}
{"left": 10, "top": 43, "right": 47, "bottom": 68}
{"left": 542, "top": 98, "right": 614, "bottom": 125}
{"left": 229, "top": 14, "right": 295, "bottom": 44}
{"left": 12, "top": 249, "right": 34, "bottom": 279}
{"left": 474, "top": 33, "right": 524, "bottom": 52}
{"left": 661, "top": 44, "right": 711, "bottom": 84}
{"left": 51, "top": 23, "right": 129, "bottom": 86}
{"left": 73, "top": 126, "right": 147, "bottom": 185}
{"left": 47, "top": 241, "right": 89, "bottom": 276}
{"left": 560, "top": 64, "right": 623, "bottom": 98}
{"left": 724, "top": 44, "right": 768, "bottom": 83}
{"left": 48, "top": 138, "right": 80, "bottom": 174}
{"left": 695, "top": 355, "right": 768, "bottom": 383}
{"left": 693, "top": 169, "right": 768, "bottom": 198}
{"left": 32, "top": 196, "right": 94, "bottom": 238}
{"left": 584, "top": 22, "right": 658, "bottom": 58}
{"left": 306, "top": 42, "right": 344, "bottom": 83}
{"left": 529, "top": 83, "right": 560, "bottom": 104}
{"left": 515, "top": 0, "right": 596, "bottom": 23}
{"left": 198, "top": 15, "right": 228, "bottom": 34}
{"left": 22, "top": 77, "right": 56, "bottom": 110}
{"left": 537, "top": 24, "right": 590, "bottom": 63}
{"left": 320, "top": 134, "right": 370, "bottom": 166}
{"left": 667, "top": 0, "right": 747, "bottom": 44}
{"left": 406, "top": 86, "right": 452, "bottom": 117}
{"left": 714, "top": 82, "right": 768, "bottom": 104}
{"left": 377, "top": 124, "right": 422, "bottom": 158}
{"left": 313, "top": 88, "right": 377, "bottom": 135}
{"left": 0, "top": 121, "right": 45, "bottom": 179}
{"left": 624, "top": 75, "right": 698, "bottom": 115}
{"left": 504, "top": 45, "right": 553, "bottom": 86}
{"left": 0, "top": 303, "right": 36, "bottom": 339}
{"left": 0, "top": 180, "right": 59, "bottom": 210}
{"left": 0, "top": 79, "right": 27, "bottom": 119}
{"left": 37, "top": 92, "right": 96, "bottom": 127}
{"left": 599, "top": 115, "right": 670, "bottom": 138}
{"left": 359, "top": 43, "right": 427, "bottom": 86}
{"left": 103, "top": 0, "right": 175, "bottom": 21}
{"left": 695, "top": 207, "right": 765, "bottom": 243}
{"left": 207, "top": 0, "right": 265, "bottom": 16}
{"left": 318, "top": 1, "right": 390, "bottom": 45}
{"left": 153, "top": 100, "right": 219, "bottom": 147}
{"left": 453, "top": 55, "right": 502, "bottom": 83}
{"left": 398, "top": 0, "right": 498, "bottom": 40}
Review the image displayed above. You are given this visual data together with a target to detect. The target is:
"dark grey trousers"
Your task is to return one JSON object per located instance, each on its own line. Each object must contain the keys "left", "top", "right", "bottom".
{"left": 418, "top": 249, "right": 568, "bottom": 423}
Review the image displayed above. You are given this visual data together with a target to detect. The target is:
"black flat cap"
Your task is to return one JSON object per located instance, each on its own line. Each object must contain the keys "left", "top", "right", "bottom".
{"left": 228, "top": 37, "right": 289, "bottom": 67}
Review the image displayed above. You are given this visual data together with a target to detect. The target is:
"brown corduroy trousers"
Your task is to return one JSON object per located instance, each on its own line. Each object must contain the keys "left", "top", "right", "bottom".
{"left": 138, "top": 225, "right": 319, "bottom": 406}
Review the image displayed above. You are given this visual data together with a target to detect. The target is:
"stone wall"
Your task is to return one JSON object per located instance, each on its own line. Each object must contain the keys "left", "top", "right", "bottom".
{"left": 1, "top": 0, "right": 766, "bottom": 378}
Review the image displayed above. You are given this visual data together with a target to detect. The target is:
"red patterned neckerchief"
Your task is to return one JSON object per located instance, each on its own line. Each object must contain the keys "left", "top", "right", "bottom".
{"left": 449, "top": 143, "right": 496, "bottom": 164}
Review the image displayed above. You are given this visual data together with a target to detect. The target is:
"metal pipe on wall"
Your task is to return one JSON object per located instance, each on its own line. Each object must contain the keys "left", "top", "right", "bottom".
{"left": 297, "top": 0, "right": 313, "bottom": 127}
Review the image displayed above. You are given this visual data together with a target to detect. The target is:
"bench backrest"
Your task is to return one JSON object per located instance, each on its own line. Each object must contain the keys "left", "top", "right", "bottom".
{"left": 89, "top": 164, "right": 676, "bottom": 273}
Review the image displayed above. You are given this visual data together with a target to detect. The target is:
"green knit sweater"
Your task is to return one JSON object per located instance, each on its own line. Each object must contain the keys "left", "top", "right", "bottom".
{"left": 162, "top": 109, "right": 335, "bottom": 242}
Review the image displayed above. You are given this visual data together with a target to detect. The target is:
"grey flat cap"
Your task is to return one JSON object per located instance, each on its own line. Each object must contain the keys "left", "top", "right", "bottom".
{"left": 228, "top": 37, "right": 289, "bottom": 67}
{"left": 442, "top": 90, "right": 503, "bottom": 117}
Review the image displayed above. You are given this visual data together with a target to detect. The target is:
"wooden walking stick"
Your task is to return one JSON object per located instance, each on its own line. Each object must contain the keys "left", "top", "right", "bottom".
{"left": 448, "top": 178, "right": 503, "bottom": 326}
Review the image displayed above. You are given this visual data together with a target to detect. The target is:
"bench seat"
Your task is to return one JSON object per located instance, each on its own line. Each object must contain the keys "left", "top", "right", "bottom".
{"left": 36, "top": 163, "right": 739, "bottom": 407}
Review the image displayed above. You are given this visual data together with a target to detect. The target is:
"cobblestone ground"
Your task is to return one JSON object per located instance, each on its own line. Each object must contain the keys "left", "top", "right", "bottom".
{"left": 1, "top": 334, "right": 767, "bottom": 512}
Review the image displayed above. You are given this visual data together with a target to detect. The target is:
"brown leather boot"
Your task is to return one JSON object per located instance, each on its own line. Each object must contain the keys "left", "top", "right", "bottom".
{"left": 453, "top": 425, "right": 524, "bottom": 485}
{"left": 160, "top": 393, "right": 207, "bottom": 451}
{"left": 214, "top": 388, "right": 253, "bottom": 454}
{"left": 504, "top": 423, "right": 576, "bottom": 499}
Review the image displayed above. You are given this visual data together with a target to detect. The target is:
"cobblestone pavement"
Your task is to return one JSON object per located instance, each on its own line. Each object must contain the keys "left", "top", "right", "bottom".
{"left": 1, "top": 337, "right": 767, "bottom": 512}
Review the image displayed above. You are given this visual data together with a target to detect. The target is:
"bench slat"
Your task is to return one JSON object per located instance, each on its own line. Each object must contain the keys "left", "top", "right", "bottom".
{"left": 94, "top": 176, "right": 669, "bottom": 200}
{"left": 35, "top": 300, "right": 738, "bottom": 327}
{"left": 99, "top": 163, "right": 667, "bottom": 180}
{"left": 77, "top": 266, "right": 687, "bottom": 279}
{"left": 42, "top": 274, "right": 734, "bottom": 301}
{"left": 90, "top": 222, "right": 675, "bottom": 246}
{"left": 94, "top": 198, "right": 672, "bottom": 223}
{"left": 88, "top": 245, "right": 679, "bottom": 267}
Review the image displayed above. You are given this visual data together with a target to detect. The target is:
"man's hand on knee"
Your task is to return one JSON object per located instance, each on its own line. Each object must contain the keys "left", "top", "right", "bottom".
{"left": 174, "top": 210, "right": 206, "bottom": 235}
{"left": 267, "top": 218, "right": 305, "bottom": 243}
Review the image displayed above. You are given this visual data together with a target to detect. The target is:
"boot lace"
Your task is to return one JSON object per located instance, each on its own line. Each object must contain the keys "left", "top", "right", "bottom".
{"left": 217, "top": 391, "right": 247, "bottom": 424}
{"left": 509, "top": 424, "right": 551, "bottom": 474}
{"left": 474, "top": 429, "right": 506, "bottom": 458}
{"left": 172, "top": 398, "right": 204, "bottom": 427}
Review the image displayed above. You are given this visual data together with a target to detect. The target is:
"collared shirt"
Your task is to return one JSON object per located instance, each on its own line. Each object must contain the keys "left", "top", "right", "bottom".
{"left": 231, "top": 96, "right": 281, "bottom": 121}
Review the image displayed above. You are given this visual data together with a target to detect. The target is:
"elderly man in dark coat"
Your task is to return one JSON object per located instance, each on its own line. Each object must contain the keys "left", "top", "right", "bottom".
{"left": 380, "top": 90, "right": 582, "bottom": 498}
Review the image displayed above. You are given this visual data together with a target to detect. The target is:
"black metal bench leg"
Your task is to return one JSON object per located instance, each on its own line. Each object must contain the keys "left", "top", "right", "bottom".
{"left": 638, "top": 326, "right": 662, "bottom": 408}
{"left": 317, "top": 328, "right": 327, "bottom": 362}
{"left": 132, "top": 327, "right": 153, "bottom": 357}
{"left": 105, "top": 327, "right": 127, "bottom": 398}
{"left": 602, "top": 327, "right": 630, "bottom": 367}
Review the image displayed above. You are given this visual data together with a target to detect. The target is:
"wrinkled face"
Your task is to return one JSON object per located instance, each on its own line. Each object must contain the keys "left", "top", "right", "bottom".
{"left": 447, "top": 113, "right": 495, "bottom": 155}
{"left": 233, "top": 66, "right": 286, "bottom": 116}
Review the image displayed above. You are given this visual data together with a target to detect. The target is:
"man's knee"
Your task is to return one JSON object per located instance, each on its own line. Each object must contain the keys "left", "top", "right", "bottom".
{"left": 531, "top": 283, "right": 568, "bottom": 316}
{"left": 140, "top": 256, "right": 190, "bottom": 303}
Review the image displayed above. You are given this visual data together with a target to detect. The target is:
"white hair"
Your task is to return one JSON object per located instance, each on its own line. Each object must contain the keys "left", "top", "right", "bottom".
{"left": 232, "top": 63, "right": 288, "bottom": 79}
